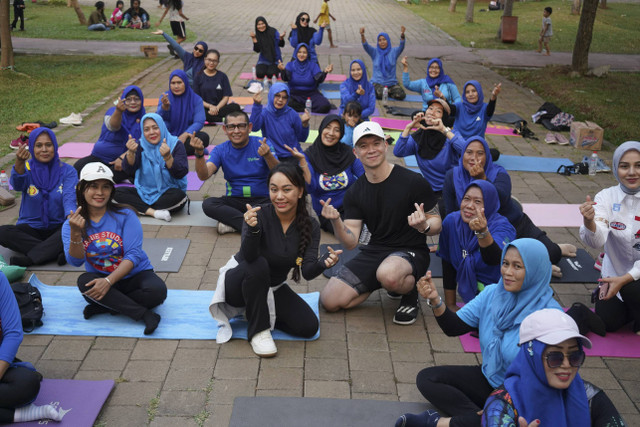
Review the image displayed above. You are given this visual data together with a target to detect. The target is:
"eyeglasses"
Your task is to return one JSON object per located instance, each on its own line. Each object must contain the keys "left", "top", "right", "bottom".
{"left": 274, "top": 94, "right": 289, "bottom": 101}
{"left": 205, "top": 58, "right": 219, "bottom": 63}
{"left": 124, "top": 96, "right": 141, "bottom": 104}
{"left": 194, "top": 47, "right": 205, "bottom": 53}
{"left": 224, "top": 123, "right": 248, "bottom": 131}
{"left": 545, "top": 350, "right": 585, "bottom": 368}
{"left": 300, "top": 17, "right": 309, "bottom": 22}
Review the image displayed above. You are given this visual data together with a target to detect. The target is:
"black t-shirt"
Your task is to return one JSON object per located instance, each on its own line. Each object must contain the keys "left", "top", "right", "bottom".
{"left": 193, "top": 70, "right": 233, "bottom": 105}
{"left": 343, "top": 165, "right": 437, "bottom": 250}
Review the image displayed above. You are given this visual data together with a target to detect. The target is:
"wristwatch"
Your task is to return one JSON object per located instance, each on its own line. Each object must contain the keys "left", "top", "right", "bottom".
{"left": 443, "top": 126, "right": 452, "bottom": 133}
{"left": 474, "top": 229, "right": 488, "bottom": 239}
{"left": 194, "top": 151, "right": 205, "bottom": 159}
{"left": 426, "top": 296, "right": 443, "bottom": 309}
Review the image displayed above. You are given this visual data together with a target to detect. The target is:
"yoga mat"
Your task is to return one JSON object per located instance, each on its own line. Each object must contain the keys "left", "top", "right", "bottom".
{"left": 459, "top": 315, "right": 640, "bottom": 358}
{"left": 58, "top": 143, "right": 210, "bottom": 160}
{"left": 17, "top": 379, "right": 114, "bottom": 427}
{"left": 386, "top": 106, "right": 420, "bottom": 117}
{"left": 138, "top": 201, "right": 217, "bottom": 227}
{"left": 550, "top": 249, "right": 600, "bottom": 284}
{"left": 319, "top": 82, "right": 341, "bottom": 91}
{"left": 490, "top": 112, "right": 526, "bottom": 124}
{"left": 144, "top": 98, "right": 158, "bottom": 107}
{"left": 321, "top": 90, "right": 341, "bottom": 100}
{"left": 113, "top": 171, "right": 203, "bottom": 191}
{"left": 239, "top": 72, "right": 346, "bottom": 82}
{"left": 371, "top": 117, "right": 521, "bottom": 137}
{"left": 321, "top": 244, "right": 442, "bottom": 278}
{"left": 27, "top": 274, "right": 320, "bottom": 341}
{"left": 229, "top": 96, "right": 254, "bottom": 105}
{"left": 403, "top": 94, "right": 424, "bottom": 103}
{"left": 242, "top": 104, "right": 339, "bottom": 116}
{"left": 495, "top": 155, "right": 572, "bottom": 172}
{"left": 522, "top": 203, "right": 582, "bottom": 227}
{"left": 0, "top": 238, "right": 190, "bottom": 273}
{"left": 230, "top": 397, "right": 435, "bottom": 427}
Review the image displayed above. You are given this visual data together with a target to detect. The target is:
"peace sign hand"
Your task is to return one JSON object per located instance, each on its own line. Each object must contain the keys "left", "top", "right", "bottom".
{"left": 469, "top": 207, "right": 487, "bottom": 233}
{"left": 244, "top": 204, "right": 261, "bottom": 228}
{"left": 320, "top": 198, "right": 340, "bottom": 220}
{"left": 408, "top": 202, "right": 428, "bottom": 232}
{"left": 68, "top": 206, "right": 85, "bottom": 234}
{"left": 323, "top": 245, "right": 343, "bottom": 268}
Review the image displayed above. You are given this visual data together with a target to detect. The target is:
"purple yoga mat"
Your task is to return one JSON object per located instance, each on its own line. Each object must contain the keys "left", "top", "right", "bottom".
{"left": 58, "top": 143, "right": 210, "bottom": 160}
{"left": 18, "top": 379, "right": 114, "bottom": 427}
{"left": 114, "top": 171, "right": 203, "bottom": 191}
{"left": 239, "top": 72, "right": 347, "bottom": 81}
{"left": 371, "top": 117, "right": 521, "bottom": 137}
{"left": 242, "top": 104, "right": 339, "bottom": 116}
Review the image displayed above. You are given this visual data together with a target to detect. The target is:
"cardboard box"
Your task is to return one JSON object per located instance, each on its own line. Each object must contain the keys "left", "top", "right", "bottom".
{"left": 140, "top": 45, "right": 158, "bottom": 58}
{"left": 570, "top": 121, "right": 603, "bottom": 151}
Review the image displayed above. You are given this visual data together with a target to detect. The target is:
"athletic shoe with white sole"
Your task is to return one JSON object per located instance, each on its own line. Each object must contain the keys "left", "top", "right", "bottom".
{"left": 250, "top": 329, "right": 277, "bottom": 357}
{"left": 10, "top": 134, "right": 28, "bottom": 149}
{"left": 393, "top": 287, "right": 419, "bottom": 325}
{"left": 217, "top": 222, "right": 236, "bottom": 235}
{"left": 59, "top": 113, "right": 83, "bottom": 125}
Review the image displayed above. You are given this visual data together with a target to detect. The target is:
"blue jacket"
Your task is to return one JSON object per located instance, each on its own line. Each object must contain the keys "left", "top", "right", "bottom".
{"left": 362, "top": 36, "right": 405, "bottom": 86}
{"left": 401, "top": 73, "right": 461, "bottom": 110}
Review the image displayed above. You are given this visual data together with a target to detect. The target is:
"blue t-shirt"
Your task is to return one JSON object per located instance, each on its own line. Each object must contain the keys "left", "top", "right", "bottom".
{"left": 63, "top": 208, "right": 153, "bottom": 277}
{"left": 0, "top": 272, "right": 23, "bottom": 364}
{"left": 305, "top": 157, "right": 364, "bottom": 217}
{"left": 207, "top": 136, "right": 276, "bottom": 198}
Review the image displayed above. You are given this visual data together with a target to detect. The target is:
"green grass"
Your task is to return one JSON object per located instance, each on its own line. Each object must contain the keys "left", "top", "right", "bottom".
{"left": 496, "top": 66, "right": 639, "bottom": 146}
{"left": 0, "top": 54, "right": 159, "bottom": 163}
{"left": 10, "top": 2, "right": 190, "bottom": 41}
{"left": 403, "top": 0, "right": 640, "bottom": 54}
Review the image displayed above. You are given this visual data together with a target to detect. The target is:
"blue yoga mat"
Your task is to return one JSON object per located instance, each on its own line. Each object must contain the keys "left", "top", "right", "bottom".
{"left": 321, "top": 90, "right": 341, "bottom": 100}
{"left": 321, "top": 91, "right": 423, "bottom": 104}
{"left": 28, "top": 274, "right": 320, "bottom": 341}
{"left": 405, "top": 154, "right": 573, "bottom": 173}
{"left": 403, "top": 94, "right": 423, "bottom": 103}
{"left": 319, "top": 83, "right": 341, "bottom": 91}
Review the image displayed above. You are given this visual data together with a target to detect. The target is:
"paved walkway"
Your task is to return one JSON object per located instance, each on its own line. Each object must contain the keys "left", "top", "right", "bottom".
{"left": 2, "top": 0, "right": 639, "bottom": 426}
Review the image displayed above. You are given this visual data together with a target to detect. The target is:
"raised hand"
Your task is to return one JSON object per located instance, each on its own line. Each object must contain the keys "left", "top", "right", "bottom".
{"left": 324, "top": 64, "right": 334, "bottom": 73}
{"left": 433, "top": 85, "right": 443, "bottom": 99}
{"left": 408, "top": 202, "right": 428, "bottom": 232}
{"left": 244, "top": 204, "right": 261, "bottom": 228}
{"left": 323, "top": 245, "right": 343, "bottom": 268}
{"left": 253, "top": 91, "right": 263, "bottom": 104}
{"left": 191, "top": 132, "right": 205, "bottom": 155}
{"left": 291, "top": 22, "right": 296, "bottom": 30}
{"left": 68, "top": 206, "right": 85, "bottom": 234}
{"left": 492, "top": 83, "right": 502, "bottom": 98}
{"left": 469, "top": 207, "right": 487, "bottom": 233}
{"left": 257, "top": 138, "right": 271, "bottom": 157}
{"left": 159, "top": 138, "right": 171, "bottom": 158}
{"left": 109, "top": 157, "right": 123, "bottom": 171}
{"left": 15, "top": 143, "right": 30, "bottom": 162}
{"left": 356, "top": 84, "right": 365, "bottom": 96}
{"left": 277, "top": 60, "right": 286, "bottom": 71}
{"left": 115, "top": 96, "right": 127, "bottom": 112}
{"left": 417, "top": 271, "right": 438, "bottom": 300}
{"left": 400, "top": 56, "right": 409, "bottom": 67}
{"left": 320, "top": 198, "right": 340, "bottom": 220}
{"left": 249, "top": 31, "right": 256, "bottom": 38}
{"left": 359, "top": 27, "right": 365, "bottom": 36}
{"left": 161, "top": 93, "right": 171, "bottom": 111}
{"left": 301, "top": 109, "right": 311, "bottom": 125}
{"left": 579, "top": 195, "right": 596, "bottom": 221}
{"left": 468, "top": 162, "right": 486, "bottom": 180}
{"left": 280, "top": 31, "right": 286, "bottom": 40}
{"left": 283, "top": 144, "right": 305, "bottom": 161}
{"left": 126, "top": 134, "right": 139, "bottom": 153}
{"left": 400, "top": 25, "right": 406, "bottom": 36}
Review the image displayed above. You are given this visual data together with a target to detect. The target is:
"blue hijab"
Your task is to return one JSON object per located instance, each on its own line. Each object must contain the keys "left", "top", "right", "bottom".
{"left": 27, "top": 128, "right": 63, "bottom": 228}
{"left": 285, "top": 43, "right": 322, "bottom": 92}
{"left": 112, "top": 85, "right": 146, "bottom": 140}
{"left": 504, "top": 340, "right": 590, "bottom": 427}
{"left": 453, "top": 136, "right": 506, "bottom": 205}
{"left": 265, "top": 82, "right": 292, "bottom": 118}
{"left": 136, "top": 113, "right": 187, "bottom": 205}
{"left": 374, "top": 33, "right": 395, "bottom": 78}
{"left": 454, "top": 80, "right": 489, "bottom": 138}
{"left": 340, "top": 59, "right": 374, "bottom": 115}
{"left": 165, "top": 69, "right": 203, "bottom": 135}
{"left": 425, "top": 59, "right": 455, "bottom": 91}
{"left": 182, "top": 41, "right": 208, "bottom": 75}
{"left": 439, "top": 180, "right": 514, "bottom": 303}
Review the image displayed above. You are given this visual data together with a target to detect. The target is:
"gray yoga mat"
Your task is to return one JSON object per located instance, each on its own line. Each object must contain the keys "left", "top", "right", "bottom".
{"left": 229, "top": 397, "right": 435, "bottom": 427}
{"left": 138, "top": 201, "right": 218, "bottom": 227}
{"left": 0, "top": 238, "right": 190, "bottom": 273}
{"left": 490, "top": 112, "right": 525, "bottom": 124}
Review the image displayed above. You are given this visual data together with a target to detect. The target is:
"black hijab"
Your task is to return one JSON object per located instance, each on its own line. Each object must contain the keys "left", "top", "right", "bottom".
{"left": 306, "top": 115, "right": 355, "bottom": 176}
{"left": 412, "top": 108, "right": 452, "bottom": 160}
{"left": 255, "top": 16, "right": 277, "bottom": 63}
{"left": 289, "top": 12, "right": 316, "bottom": 45}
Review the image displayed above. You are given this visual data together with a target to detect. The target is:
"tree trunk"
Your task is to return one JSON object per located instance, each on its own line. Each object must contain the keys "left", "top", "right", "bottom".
{"left": 571, "top": 0, "right": 581, "bottom": 15}
{"left": 599, "top": 0, "right": 607, "bottom": 9}
{"left": 465, "top": 0, "right": 475, "bottom": 23}
{"left": 572, "top": 0, "right": 599, "bottom": 73}
{"left": 0, "top": 0, "right": 15, "bottom": 69}
{"left": 497, "top": 0, "right": 514, "bottom": 38}
{"left": 69, "top": 0, "right": 87, "bottom": 25}
{"left": 449, "top": 0, "right": 458, "bottom": 13}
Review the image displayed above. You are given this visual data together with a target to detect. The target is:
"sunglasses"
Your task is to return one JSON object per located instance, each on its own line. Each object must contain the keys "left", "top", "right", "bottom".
{"left": 545, "top": 350, "right": 585, "bottom": 368}
{"left": 193, "top": 47, "right": 205, "bottom": 53}
{"left": 300, "top": 17, "right": 309, "bottom": 22}
{"left": 224, "top": 123, "right": 248, "bottom": 131}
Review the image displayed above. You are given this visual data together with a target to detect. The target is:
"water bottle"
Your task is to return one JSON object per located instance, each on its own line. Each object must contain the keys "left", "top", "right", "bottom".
{"left": 271, "top": 74, "right": 277, "bottom": 87}
{"left": 588, "top": 151, "right": 598, "bottom": 176}
{"left": 251, "top": 66, "right": 257, "bottom": 80}
{"left": 305, "top": 97, "right": 312, "bottom": 112}
{"left": 0, "top": 170, "right": 9, "bottom": 191}
{"left": 263, "top": 76, "right": 269, "bottom": 92}
{"left": 382, "top": 86, "right": 389, "bottom": 106}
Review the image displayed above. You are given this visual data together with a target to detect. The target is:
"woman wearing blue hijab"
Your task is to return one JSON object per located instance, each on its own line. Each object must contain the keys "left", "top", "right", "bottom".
{"left": 156, "top": 69, "right": 209, "bottom": 156}
{"left": 396, "top": 239, "right": 562, "bottom": 427}
{"left": 74, "top": 85, "right": 145, "bottom": 183}
{"left": 438, "top": 180, "right": 516, "bottom": 309}
{"left": 0, "top": 128, "right": 77, "bottom": 267}
{"left": 482, "top": 309, "right": 624, "bottom": 427}
{"left": 151, "top": 29, "right": 207, "bottom": 87}
{"left": 360, "top": 26, "right": 406, "bottom": 100}
{"left": 249, "top": 82, "right": 310, "bottom": 161}
{"left": 115, "top": 113, "right": 188, "bottom": 222}
{"left": 401, "top": 57, "right": 461, "bottom": 110}
{"left": 339, "top": 59, "right": 376, "bottom": 120}
{"left": 451, "top": 80, "right": 501, "bottom": 140}
{"left": 278, "top": 43, "right": 332, "bottom": 113}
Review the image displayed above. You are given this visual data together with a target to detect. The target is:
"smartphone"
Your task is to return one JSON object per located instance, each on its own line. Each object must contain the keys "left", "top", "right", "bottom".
{"left": 599, "top": 282, "right": 610, "bottom": 300}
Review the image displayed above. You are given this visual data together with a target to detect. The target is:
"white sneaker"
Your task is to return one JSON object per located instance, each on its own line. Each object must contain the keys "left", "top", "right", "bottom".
{"left": 217, "top": 222, "right": 236, "bottom": 235}
{"left": 250, "top": 329, "right": 277, "bottom": 357}
{"left": 59, "top": 113, "right": 82, "bottom": 125}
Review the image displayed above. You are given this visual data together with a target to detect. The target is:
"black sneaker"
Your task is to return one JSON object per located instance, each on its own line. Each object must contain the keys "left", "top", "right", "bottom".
{"left": 393, "top": 287, "right": 419, "bottom": 325}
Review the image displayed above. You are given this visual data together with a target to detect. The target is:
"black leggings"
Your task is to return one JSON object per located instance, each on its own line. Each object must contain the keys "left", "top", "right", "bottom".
{"left": 202, "top": 195, "right": 269, "bottom": 232}
{"left": 0, "top": 366, "right": 42, "bottom": 423}
{"left": 204, "top": 103, "right": 243, "bottom": 124}
{"left": 114, "top": 187, "right": 187, "bottom": 214}
{"left": 0, "top": 223, "right": 63, "bottom": 265}
{"left": 591, "top": 389, "right": 626, "bottom": 426}
{"left": 73, "top": 156, "right": 130, "bottom": 183}
{"left": 416, "top": 365, "right": 494, "bottom": 427}
{"left": 255, "top": 64, "right": 280, "bottom": 79}
{"left": 224, "top": 256, "right": 319, "bottom": 341}
{"left": 596, "top": 279, "right": 640, "bottom": 333}
{"left": 77, "top": 270, "right": 167, "bottom": 321}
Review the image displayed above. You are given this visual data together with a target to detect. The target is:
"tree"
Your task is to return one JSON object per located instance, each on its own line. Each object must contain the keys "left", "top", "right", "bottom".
{"left": 599, "top": 0, "right": 607, "bottom": 9}
{"left": 465, "top": 0, "right": 475, "bottom": 23}
{"left": 572, "top": 0, "right": 599, "bottom": 73}
{"left": 0, "top": 0, "right": 15, "bottom": 70}
{"left": 449, "top": 0, "right": 458, "bottom": 13}
{"left": 69, "top": 0, "right": 87, "bottom": 26}
{"left": 497, "top": 0, "right": 515, "bottom": 38}
{"left": 571, "top": 0, "right": 581, "bottom": 15}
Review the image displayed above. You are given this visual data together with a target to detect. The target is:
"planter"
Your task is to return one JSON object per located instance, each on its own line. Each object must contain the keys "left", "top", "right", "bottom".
{"left": 501, "top": 16, "right": 518, "bottom": 43}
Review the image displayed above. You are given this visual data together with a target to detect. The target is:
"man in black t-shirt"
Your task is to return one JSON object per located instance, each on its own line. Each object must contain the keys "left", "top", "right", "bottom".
{"left": 320, "top": 121, "right": 441, "bottom": 325}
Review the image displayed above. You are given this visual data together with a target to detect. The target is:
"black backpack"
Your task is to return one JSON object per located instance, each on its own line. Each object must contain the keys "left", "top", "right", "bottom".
{"left": 10, "top": 282, "right": 44, "bottom": 332}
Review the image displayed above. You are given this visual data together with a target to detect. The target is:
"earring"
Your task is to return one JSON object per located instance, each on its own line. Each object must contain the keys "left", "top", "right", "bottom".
{"left": 527, "top": 341, "right": 534, "bottom": 357}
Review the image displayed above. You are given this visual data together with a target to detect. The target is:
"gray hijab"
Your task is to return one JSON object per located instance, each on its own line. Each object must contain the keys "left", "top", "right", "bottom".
{"left": 613, "top": 141, "right": 640, "bottom": 195}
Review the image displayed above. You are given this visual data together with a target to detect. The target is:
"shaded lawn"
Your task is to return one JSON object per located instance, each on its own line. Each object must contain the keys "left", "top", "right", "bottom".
{"left": 404, "top": 0, "right": 640, "bottom": 54}
{"left": 496, "top": 66, "right": 640, "bottom": 146}
{"left": 0, "top": 54, "right": 159, "bottom": 162}
{"left": 9, "top": 2, "right": 190, "bottom": 41}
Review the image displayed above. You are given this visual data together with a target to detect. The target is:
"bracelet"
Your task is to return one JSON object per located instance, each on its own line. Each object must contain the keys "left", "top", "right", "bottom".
{"left": 194, "top": 152, "right": 205, "bottom": 159}
{"left": 70, "top": 238, "right": 83, "bottom": 245}
{"left": 426, "top": 296, "right": 443, "bottom": 309}
{"left": 443, "top": 127, "right": 452, "bottom": 134}
{"left": 104, "top": 277, "right": 112, "bottom": 286}
{"left": 474, "top": 229, "right": 489, "bottom": 239}
{"left": 421, "top": 224, "right": 431, "bottom": 235}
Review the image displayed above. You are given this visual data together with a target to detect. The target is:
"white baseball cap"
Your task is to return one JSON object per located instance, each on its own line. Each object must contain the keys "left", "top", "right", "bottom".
{"left": 80, "top": 162, "right": 114, "bottom": 184}
{"left": 352, "top": 121, "right": 385, "bottom": 147}
{"left": 519, "top": 308, "right": 592, "bottom": 348}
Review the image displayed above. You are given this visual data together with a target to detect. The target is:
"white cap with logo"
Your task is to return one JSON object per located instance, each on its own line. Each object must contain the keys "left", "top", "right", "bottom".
{"left": 519, "top": 308, "right": 592, "bottom": 348}
{"left": 352, "top": 121, "right": 385, "bottom": 147}
{"left": 80, "top": 162, "right": 115, "bottom": 184}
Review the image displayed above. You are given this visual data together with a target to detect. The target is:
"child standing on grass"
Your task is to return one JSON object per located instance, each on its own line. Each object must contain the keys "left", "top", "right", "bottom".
{"left": 537, "top": 7, "right": 553, "bottom": 56}
{"left": 314, "top": 0, "right": 337, "bottom": 48}
{"left": 157, "top": 0, "right": 189, "bottom": 44}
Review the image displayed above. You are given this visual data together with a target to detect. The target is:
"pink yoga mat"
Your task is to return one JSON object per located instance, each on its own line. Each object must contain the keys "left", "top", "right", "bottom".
{"left": 239, "top": 72, "right": 347, "bottom": 82}
{"left": 58, "top": 143, "right": 210, "bottom": 160}
{"left": 371, "top": 117, "right": 520, "bottom": 137}
{"left": 522, "top": 204, "right": 582, "bottom": 228}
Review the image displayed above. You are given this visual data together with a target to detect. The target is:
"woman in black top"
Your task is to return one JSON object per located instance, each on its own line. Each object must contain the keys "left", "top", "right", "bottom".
{"left": 210, "top": 162, "right": 341, "bottom": 358}
{"left": 250, "top": 16, "right": 286, "bottom": 79}
{"left": 193, "top": 49, "right": 242, "bottom": 124}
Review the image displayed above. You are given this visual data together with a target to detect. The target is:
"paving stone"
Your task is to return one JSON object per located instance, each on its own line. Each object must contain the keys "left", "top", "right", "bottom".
{"left": 350, "top": 370, "right": 397, "bottom": 395}
{"left": 304, "top": 357, "right": 350, "bottom": 381}
{"left": 34, "top": 360, "right": 81, "bottom": 379}
{"left": 92, "top": 336, "right": 137, "bottom": 350}
{"left": 210, "top": 379, "right": 257, "bottom": 405}
{"left": 202, "top": 404, "right": 233, "bottom": 427}
{"left": 397, "top": 382, "right": 425, "bottom": 402}
{"left": 257, "top": 366, "right": 303, "bottom": 391}
{"left": 349, "top": 349, "right": 393, "bottom": 372}
{"left": 74, "top": 370, "right": 122, "bottom": 381}
{"left": 150, "top": 416, "right": 201, "bottom": 427}
{"left": 580, "top": 368, "right": 623, "bottom": 390}
{"left": 156, "top": 390, "right": 207, "bottom": 416}
{"left": 130, "top": 340, "right": 179, "bottom": 360}
{"left": 164, "top": 367, "right": 214, "bottom": 391}
{"left": 80, "top": 349, "right": 131, "bottom": 371}
{"left": 97, "top": 404, "right": 149, "bottom": 426}
{"left": 213, "top": 357, "right": 259, "bottom": 380}
{"left": 16, "top": 345, "right": 45, "bottom": 363}
{"left": 306, "top": 338, "right": 348, "bottom": 359}
{"left": 40, "top": 338, "right": 92, "bottom": 360}
{"left": 304, "top": 380, "right": 351, "bottom": 398}
{"left": 347, "top": 332, "right": 389, "bottom": 351}
{"left": 389, "top": 342, "right": 432, "bottom": 364}
{"left": 123, "top": 360, "right": 171, "bottom": 382}
{"left": 351, "top": 392, "right": 398, "bottom": 401}
{"left": 393, "top": 361, "right": 430, "bottom": 384}
{"left": 110, "top": 381, "right": 163, "bottom": 406}
{"left": 433, "top": 352, "right": 480, "bottom": 366}
{"left": 171, "top": 348, "right": 218, "bottom": 369}
{"left": 255, "top": 388, "right": 302, "bottom": 397}
{"left": 258, "top": 341, "right": 305, "bottom": 368}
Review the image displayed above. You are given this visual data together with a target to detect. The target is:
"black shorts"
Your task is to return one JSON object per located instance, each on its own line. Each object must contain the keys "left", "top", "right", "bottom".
{"left": 334, "top": 246, "right": 430, "bottom": 295}
{"left": 170, "top": 21, "right": 186, "bottom": 38}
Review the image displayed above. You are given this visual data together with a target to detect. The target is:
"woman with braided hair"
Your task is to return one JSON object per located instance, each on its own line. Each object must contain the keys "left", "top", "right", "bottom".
{"left": 209, "top": 162, "right": 342, "bottom": 357}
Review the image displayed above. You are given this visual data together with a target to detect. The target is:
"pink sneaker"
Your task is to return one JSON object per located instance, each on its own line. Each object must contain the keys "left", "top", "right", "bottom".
{"left": 594, "top": 252, "right": 604, "bottom": 271}
{"left": 10, "top": 135, "right": 28, "bottom": 150}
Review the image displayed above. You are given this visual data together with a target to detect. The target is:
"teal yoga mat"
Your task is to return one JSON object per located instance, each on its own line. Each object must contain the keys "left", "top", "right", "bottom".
{"left": 28, "top": 274, "right": 320, "bottom": 341}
